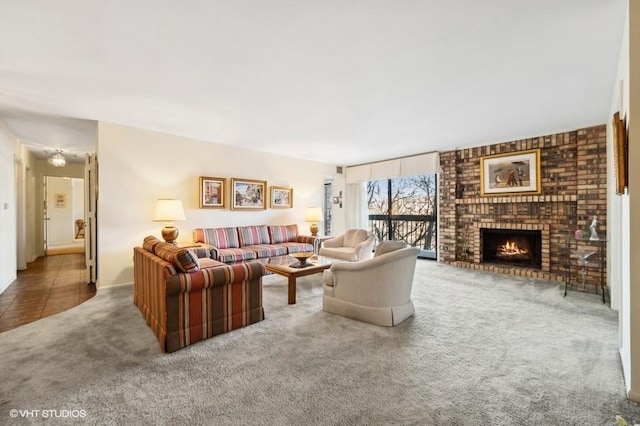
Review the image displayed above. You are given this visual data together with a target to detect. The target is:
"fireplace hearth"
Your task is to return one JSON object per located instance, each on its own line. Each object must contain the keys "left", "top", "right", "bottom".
{"left": 481, "top": 228, "right": 542, "bottom": 268}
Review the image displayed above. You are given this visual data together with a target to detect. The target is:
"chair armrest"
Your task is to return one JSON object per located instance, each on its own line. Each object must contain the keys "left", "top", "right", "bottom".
{"left": 322, "top": 235, "right": 345, "bottom": 248}
{"left": 353, "top": 235, "right": 375, "bottom": 260}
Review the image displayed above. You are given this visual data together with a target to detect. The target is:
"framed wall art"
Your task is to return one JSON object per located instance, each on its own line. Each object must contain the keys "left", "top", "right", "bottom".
{"left": 270, "top": 186, "right": 293, "bottom": 208}
{"left": 199, "top": 176, "right": 226, "bottom": 208}
{"left": 231, "top": 178, "right": 267, "bottom": 210}
{"left": 612, "top": 111, "right": 628, "bottom": 195}
{"left": 480, "top": 149, "right": 541, "bottom": 196}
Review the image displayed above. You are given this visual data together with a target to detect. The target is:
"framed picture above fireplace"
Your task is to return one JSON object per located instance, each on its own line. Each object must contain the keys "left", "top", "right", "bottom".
{"left": 480, "top": 149, "right": 541, "bottom": 196}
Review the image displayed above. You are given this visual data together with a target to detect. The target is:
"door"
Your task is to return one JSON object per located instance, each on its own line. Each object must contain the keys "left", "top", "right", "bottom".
{"left": 85, "top": 154, "right": 97, "bottom": 284}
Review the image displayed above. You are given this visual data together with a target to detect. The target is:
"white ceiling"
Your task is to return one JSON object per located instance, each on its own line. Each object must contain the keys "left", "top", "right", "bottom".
{"left": 0, "top": 0, "right": 627, "bottom": 166}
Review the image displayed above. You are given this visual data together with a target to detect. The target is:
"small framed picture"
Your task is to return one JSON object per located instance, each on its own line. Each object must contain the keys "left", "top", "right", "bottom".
{"left": 480, "top": 149, "right": 541, "bottom": 196}
{"left": 199, "top": 177, "right": 226, "bottom": 208}
{"left": 270, "top": 186, "right": 293, "bottom": 208}
{"left": 55, "top": 193, "right": 66, "bottom": 208}
{"left": 231, "top": 178, "right": 267, "bottom": 210}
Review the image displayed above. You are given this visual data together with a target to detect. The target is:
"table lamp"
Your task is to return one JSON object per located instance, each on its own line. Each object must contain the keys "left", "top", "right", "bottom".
{"left": 305, "top": 207, "right": 323, "bottom": 236}
{"left": 153, "top": 199, "right": 186, "bottom": 244}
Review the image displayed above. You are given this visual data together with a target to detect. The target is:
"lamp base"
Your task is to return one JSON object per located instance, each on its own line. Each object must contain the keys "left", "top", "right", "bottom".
{"left": 309, "top": 223, "right": 319, "bottom": 237}
{"left": 161, "top": 226, "right": 179, "bottom": 245}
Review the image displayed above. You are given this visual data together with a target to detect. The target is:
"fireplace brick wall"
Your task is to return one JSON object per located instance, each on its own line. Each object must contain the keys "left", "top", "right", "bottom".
{"left": 438, "top": 125, "right": 607, "bottom": 289}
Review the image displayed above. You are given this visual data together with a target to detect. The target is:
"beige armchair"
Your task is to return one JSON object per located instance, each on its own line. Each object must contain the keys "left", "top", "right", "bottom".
{"left": 319, "top": 229, "right": 375, "bottom": 261}
{"left": 322, "top": 241, "right": 420, "bottom": 326}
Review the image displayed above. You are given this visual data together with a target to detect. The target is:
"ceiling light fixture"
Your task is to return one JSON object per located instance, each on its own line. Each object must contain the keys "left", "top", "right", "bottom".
{"left": 48, "top": 150, "right": 66, "bottom": 167}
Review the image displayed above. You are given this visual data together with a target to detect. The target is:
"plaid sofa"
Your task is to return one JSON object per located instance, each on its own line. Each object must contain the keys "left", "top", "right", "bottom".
{"left": 193, "top": 224, "right": 317, "bottom": 264}
{"left": 134, "top": 236, "right": 265, "bottom": 353}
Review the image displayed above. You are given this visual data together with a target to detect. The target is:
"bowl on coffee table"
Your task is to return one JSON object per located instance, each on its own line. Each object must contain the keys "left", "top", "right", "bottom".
{"left": 290, "top": 252, "right": 314, "bottom": 268}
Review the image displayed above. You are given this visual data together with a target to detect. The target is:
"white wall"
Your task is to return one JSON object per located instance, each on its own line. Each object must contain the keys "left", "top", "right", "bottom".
{"left": 609, "top": 1, "right": 640, "bottom": 403}
{"left": 46, "top": 177, "right": 74, "bottom": 245}
{"left": 96, "top": 122, "right": 344, "bottom": 288}
{"left": 0, "top": 121, "right": 17, "bottom": 294}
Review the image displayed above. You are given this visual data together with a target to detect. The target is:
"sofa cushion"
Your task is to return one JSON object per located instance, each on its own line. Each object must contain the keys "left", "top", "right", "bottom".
{"left": 280, "top": 242, "right": 314, "bottom": 254}
{"left": 216, "top": 248, "right": 258, "bottom": 264}
{"left": 269, "top": 224, "right": 298, "bottom": 244}
{"left": 238, "top": 225, "right": 271, "bottom": 247}
{"left": 194, "top": 227, "right": 240, "bottom": 249}
{"left": 344, "top": 229, "right": 370, "bottom": 247}
{"left": 244, "top": 244, "right": 288, "bottom": 258}
{"left": 154, "top": 242, "right": 201, "bottom": 273}
{"left": 143, "top": 235, "right": 162, "bottom": 253}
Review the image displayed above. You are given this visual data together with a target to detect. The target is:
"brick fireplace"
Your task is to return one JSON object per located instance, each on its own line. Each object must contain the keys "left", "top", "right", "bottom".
{"left": 438, "top": 125, "right": 607, "bottom": 288}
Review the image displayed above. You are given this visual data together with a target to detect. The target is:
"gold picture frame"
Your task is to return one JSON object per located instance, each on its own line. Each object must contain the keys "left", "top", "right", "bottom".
{"left": 199, "top": 177, "right": 226, "bottom": 208}
{"left": 270, "top": 186, "right": 293, "bottom": 208}
{"left": 480, "top": 149, "right": 541, "bottom": 196}
{"left": 231, "top": 178, "right": 267, "bottom": 210}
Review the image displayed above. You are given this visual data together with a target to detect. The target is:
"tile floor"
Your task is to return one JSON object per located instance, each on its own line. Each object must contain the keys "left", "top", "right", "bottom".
{"left": 0, "top": 253, "right": 96, "bottom": 333}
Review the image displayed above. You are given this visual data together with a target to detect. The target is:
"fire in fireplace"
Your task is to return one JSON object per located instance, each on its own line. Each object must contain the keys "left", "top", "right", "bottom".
{"left": 481, "top": 228, "right": 542, "bottom": 268}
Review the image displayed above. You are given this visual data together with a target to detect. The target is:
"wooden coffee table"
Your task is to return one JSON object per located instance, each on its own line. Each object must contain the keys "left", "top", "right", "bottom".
{"left": 264, "top": 254, "right": 338, "bottom": 304}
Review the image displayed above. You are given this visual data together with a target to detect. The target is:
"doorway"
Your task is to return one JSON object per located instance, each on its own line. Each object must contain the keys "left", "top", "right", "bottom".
{"left": 44, "top": 176, "right": 85, "bottom": 255}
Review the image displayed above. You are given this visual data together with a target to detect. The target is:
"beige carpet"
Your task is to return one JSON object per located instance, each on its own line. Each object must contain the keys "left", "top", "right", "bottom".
{"left": 0, "top": 260, "right": 638, "bottom": 425}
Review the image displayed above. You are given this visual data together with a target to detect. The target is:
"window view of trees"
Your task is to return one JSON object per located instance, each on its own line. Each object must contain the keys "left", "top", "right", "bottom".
{"left": 367, "top": 174, "right": 437, "bottom": 256}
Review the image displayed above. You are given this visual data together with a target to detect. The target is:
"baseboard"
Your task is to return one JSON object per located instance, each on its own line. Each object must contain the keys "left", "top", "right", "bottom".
{"left": 628, "top": 388, "right": 640, "bottom": 403}
{"left": 0, "top": 277, "right": 14, "bottom": 295}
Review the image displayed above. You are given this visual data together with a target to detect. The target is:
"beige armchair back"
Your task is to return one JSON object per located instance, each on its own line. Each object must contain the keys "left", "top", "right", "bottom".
{"left": 319, "top": 229, "right": 375, "bottom": 261}
{"left": 322, "top": 241, "right": 420, "bottom": 326}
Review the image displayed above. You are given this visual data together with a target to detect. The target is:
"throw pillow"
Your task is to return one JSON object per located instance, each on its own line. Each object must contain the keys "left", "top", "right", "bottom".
{"left": 154, "top": 242, "right": 200, "bottom": 273}
{"left": 143, "top": 235, "right": 162, "bottom": 253}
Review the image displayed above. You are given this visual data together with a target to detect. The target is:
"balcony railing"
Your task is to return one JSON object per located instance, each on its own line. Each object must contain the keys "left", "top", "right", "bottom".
{"left": 368, "top": 214, "right": 437, "bottom": 258}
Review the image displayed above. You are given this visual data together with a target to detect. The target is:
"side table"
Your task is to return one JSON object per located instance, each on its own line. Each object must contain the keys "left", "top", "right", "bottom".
{"left": 564, "top": 238, "right": 607, "bottom": 304}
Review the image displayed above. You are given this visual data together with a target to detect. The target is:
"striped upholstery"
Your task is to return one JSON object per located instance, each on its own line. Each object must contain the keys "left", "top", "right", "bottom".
{"left": 194, "top": 225, "right": 317, "bottom": 261}
{"left": 154, "top": 242, "right": 200, "bottom": 273}
{"left": 296, "top": 235, "right": 317, "bottom": 245}
{"left": 238, "top": 225, "right": 270, "bottom": 246}
{"left": 143, "top": 235, "right": 162, "bottom": 253}
{"left": 134, "top": 247, "right": 265, "bottom": 353}
{"left": 216, "top": 248, "right": 257, "bottom": 264}
{"left": 279, "top": 242, "right": 314, "bottom": 254}
{"left": 244, "top": 244, "right": 288, "bottom": 258}
{"left": 268, "top": 224, "right": 299, "bottom": 243}
{"left": 194, "top": 227, "right": 240, "bottom": 249}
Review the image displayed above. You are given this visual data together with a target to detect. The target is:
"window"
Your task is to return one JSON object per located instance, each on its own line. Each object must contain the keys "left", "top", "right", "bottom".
{"left": 367, "top": 174, "right": 437, "bottom": 259}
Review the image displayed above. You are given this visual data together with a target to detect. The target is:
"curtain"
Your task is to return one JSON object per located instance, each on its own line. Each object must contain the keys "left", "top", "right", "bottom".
{"left": 345, "top": 182, "right": 368, "bottom": 230}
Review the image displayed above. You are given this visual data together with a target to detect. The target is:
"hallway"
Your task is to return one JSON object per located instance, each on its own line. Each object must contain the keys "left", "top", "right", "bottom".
{"left": 0, "top": 254, "right": 96, "bottom": 333}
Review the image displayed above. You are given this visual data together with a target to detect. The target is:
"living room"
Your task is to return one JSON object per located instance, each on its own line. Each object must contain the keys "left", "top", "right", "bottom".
{"left": 0, "top": 1, "right": 639, "bottom": 424}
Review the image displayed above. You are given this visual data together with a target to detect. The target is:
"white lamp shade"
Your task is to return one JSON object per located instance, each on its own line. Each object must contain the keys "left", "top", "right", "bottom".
{"left": 153, "top": 199, "right": 186, "bottom": 222}
{"left": 305, "top": 207, "right": 324, "bottom": 222}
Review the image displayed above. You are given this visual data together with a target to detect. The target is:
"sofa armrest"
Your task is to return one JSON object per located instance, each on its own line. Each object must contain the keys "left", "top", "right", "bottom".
{"left": 295, "top": 235, "right": 318, "bottom": 245}
{"left": 195, "top": 243, "right": 219, "bottom": 260}
{"left": 165, "top": 261, "right": 266, "bottom": 295}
